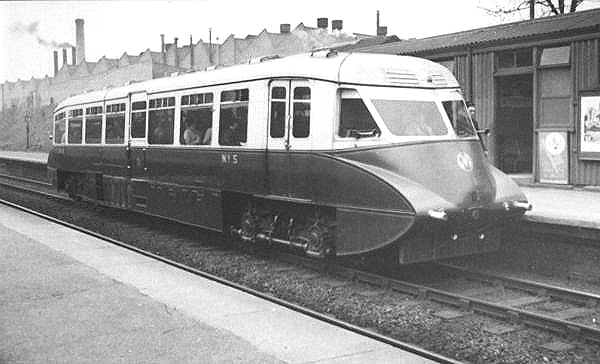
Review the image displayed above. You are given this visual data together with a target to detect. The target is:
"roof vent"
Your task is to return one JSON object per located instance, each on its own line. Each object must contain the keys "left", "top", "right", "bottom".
{"left": 384, "top": 69, "right": 419, "bottom": 85}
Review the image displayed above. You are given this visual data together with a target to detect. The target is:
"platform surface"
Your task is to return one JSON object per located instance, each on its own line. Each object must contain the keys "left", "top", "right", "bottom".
{"left": 0, "top": 203, "right": 436, "bottom": 364}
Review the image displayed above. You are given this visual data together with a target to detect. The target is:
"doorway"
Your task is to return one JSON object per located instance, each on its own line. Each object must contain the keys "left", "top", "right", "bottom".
{"left": 495, "top": 74, "right": 533, "bottom": 174}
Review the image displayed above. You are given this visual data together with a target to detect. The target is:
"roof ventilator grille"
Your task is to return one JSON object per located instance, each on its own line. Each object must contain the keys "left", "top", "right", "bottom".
{"left": 385, "top": 69, "right": 419, "bottom": 85}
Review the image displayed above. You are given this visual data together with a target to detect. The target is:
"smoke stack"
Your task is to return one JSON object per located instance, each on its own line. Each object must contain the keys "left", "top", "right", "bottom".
{"left": 161, "top": 34, "right": 166, "bottom": 64}
{"left": 174, "top": 37, "right": 179, "bottom": 67}
{"left": 317, "top": 17, "right": 328, "bottom": 29}
{"left": 62, "top": 48, "right": 68, "bottom": 66}
{"left": 280, "top": 24, "right": 291, "bottom": 34}
{"left": 332, "top": 20, "right": 343, "bottom": 31}
{"left": 53, "top": 50, "right": 59, "bottom": 76}
{"left": 71, "top": 47, "right": 76, "bottom": 66}
{"left": 189, "top": 35, "right": 194, "bottom": 68}
{"left": 75, "top": 18, "right": 85, "bottom": 63}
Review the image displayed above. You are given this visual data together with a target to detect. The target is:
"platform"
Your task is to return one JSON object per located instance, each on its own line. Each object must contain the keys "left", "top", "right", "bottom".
{"left": 0, "top": 203, "right": 437, "bottom": 363}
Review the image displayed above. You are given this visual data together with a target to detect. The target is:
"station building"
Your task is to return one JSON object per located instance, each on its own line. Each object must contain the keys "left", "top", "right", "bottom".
{"left": 356, "top": 7, "right": 600, "bottom": 187}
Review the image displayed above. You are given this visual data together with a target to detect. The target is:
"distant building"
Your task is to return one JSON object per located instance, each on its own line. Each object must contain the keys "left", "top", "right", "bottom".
{"left": 0, "top": 18, "right": 376, "bottom": 111}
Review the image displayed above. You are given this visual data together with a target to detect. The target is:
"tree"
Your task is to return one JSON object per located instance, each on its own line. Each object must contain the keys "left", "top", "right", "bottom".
{"left": 482, "top": 0, "right": 588, "bottom": 19}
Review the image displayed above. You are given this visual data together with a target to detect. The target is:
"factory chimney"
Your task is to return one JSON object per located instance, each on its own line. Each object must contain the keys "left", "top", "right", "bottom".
{"left": 71, "top": 47, "right": 76, "bottom": 66}
{"left": 75, "top": 18, "right": 85, "bottom": 64}
{"left": 62, "top": 48, "right": 68, "bottom": 66}
{"left": 174, "top": 37, "right": 179, "bottom": 67}
{"left": 53, "top": 51, "right": 59, "bottom": 76}
{"left": 317, "top": 17, "right": 328, "bottom": 30}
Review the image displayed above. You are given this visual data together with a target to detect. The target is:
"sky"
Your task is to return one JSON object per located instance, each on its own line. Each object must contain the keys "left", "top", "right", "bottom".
{"left": 2, "top": 0, "right": 600, "bottom": 83}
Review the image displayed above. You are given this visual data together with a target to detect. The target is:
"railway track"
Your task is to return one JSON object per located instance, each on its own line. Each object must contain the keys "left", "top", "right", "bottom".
{"left": 2, "top": 158, "right": 600, "bottom": 361}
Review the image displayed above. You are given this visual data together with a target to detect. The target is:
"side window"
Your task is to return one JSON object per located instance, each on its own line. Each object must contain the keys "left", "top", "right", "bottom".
{"left": 339, "top": 90, "right": 380, "bottom": 137}
{"left": 442, "top": 100, "right": 476, "bottom": 137}
{"left": 219, "top": 89, "right": 248, "bottom": 146}
{"left": 180, "top": 92, "right": 213, "bottom": 145}
{"left": 148, "top": 97, "right": 175, "bottom": 145}
{"left": 131, "top": 101, "right": 147, "bottom": 138}
{"left": 68, "top": 109, "right": 83, "bottom": 144}
{"left": 292, "top": 87, "right": 310, "bottom": 138}
{"left": 54, "top": 112, "right": 66, "bottom": 144}
{"left": 85, "top": 106, "right": 102, "bottom": 144}
{"left": 270, "top": 87, "right": 286, "bottom": 138}
{"left": 105, "top": 103, "right": 126, "bottom": 144}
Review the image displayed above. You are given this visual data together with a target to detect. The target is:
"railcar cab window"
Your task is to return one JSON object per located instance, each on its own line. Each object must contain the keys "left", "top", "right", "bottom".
{"left": 442, "top": 100, "right": 477, "bottom": 138}
{"left": 85, "top": 106, "right": 103, "bottom": 144}
{"left": 270, "top": 87, "right": 286, "bottom": 138}
{"left": 148, "top": 96, "right": 175, "bottom": 145}
{"left": 219, "top": 89, "right": 248, "bottom": 146}
{"left": 338, "top": 89, "right": 380, "bottom": 138}
{"left": 131, "top": 101, "right": 147, "bottom": 139}
{"left": 68, "top": 109, "right": 83, "bottom": 144}
{"left": 292, "top": 87, "right": 310, "bottom": 138}
{"left": 180, "top": 92, "right": 213, "bottom": 145}
{"left": 105, "top": 103, "right": 126, "bottom": 144}
{"left": 371, "top": 100, "right": 447, "bottom": 137}
{"left": 54, "top": 112, "right": 66, "bottom": 144}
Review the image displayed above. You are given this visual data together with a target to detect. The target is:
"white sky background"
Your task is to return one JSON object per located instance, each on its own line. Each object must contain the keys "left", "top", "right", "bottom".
{"left": 2, "top": 0, "right": 600, "bottom": 83}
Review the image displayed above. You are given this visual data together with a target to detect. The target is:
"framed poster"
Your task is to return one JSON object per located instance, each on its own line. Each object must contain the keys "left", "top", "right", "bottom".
{"left": 579, "top": 90, "right": 600, "bottom": 159}
{"left": 539, "top": 131, "right": 568, "bottom": 184}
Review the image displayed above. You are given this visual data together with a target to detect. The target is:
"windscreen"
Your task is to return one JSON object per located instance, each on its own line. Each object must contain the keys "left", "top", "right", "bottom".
{"left": 371, "top": 99, "right": 448, "bottom": 137}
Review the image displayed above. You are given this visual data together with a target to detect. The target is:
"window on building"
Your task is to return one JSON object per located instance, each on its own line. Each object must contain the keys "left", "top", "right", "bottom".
{"left": 148, "top": 97, "right": 175, "bottom": 145}
{"left": 54, "top": 112, "right": 66, "bottom": 144}
{"left": 131, "top": 101, "right": 147, "bottom": 139}
{"left": 338, "top": 89, "right": 380, "bottom": 138}
{"left": 105, "top": 103, "right": 126, "bottom": 144}
{"left": 68, "top": 109, "right": 83, "bottom": 144}
{"left": 270, "top": 87, "right": 286, "bottom": 138}
{"left": 292, "top": 87, "right": 310, "bottom": 138}
{"left": 539, "top": 45, "right": 570, "bottom": 67}
{"left": 219, "top": 89, "right": 249, "bottom": 146}
{"left": 180, "top": 92, "right": 213, "bottom": 145}
{"left": 85, "top": 106, "right": 103, "bottom": 144}
{"left": 497, "top": 49, "right": 532, "bottom": 69}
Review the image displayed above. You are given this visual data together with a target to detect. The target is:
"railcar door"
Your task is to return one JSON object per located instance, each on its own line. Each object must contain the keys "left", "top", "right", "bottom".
{"left": 267, "top": 80, "right": 313, "bottom": 200}
{"left": 127, "top": 91, "right": 150, "bottom": 210}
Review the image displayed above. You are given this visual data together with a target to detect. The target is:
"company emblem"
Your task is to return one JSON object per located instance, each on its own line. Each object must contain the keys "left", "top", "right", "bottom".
{"left": 456, "top": 152, "right": 473, "bottom": 172}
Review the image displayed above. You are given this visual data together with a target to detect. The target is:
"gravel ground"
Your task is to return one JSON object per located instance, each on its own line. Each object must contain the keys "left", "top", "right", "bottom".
{"left": 3, "top": 187, "right": 600, "bottom": 363}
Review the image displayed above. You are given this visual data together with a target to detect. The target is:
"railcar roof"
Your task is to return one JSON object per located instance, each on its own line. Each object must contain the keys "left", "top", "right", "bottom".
{"left": 56, "top": 52, "right": 459, "bottom": 110}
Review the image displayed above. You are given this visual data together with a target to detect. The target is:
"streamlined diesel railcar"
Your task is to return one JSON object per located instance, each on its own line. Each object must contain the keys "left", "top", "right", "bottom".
{"left": 47, "top": 51, "right": 530, "bottom": 264}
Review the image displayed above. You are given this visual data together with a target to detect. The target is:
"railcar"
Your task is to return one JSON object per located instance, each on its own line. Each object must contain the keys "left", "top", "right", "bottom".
{"left": 48, "top": 51, "right": 530, "bottom": 264}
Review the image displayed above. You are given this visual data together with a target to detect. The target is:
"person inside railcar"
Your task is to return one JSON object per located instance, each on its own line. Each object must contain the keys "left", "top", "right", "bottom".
{"left": 182, "top": 119, "right": 202, "bottom": 145}
{"left": 202, "top": 127, "right": 212, "bottom": 145}
{"left": 221, "top": 120, "right": 242, "bottom": 146}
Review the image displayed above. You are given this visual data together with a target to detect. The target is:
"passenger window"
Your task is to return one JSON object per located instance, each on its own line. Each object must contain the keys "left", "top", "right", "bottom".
{"left": 148, "top": 97, "right": 175, "bottom": 145}
{"left": 105, "top": 103, "right": 125, "bottom": 144}
{"left": 180, "top": 92, "right": 213, "bottom": 145}
{"left": 292, "top": 87, "right": 310, "bottom": 138}
{"left": 54, "top": 112, "right": 66, "bottom": 144}
{"left": 68, "top": 109, "right": 83, "bottom": 144}
{"left": 339, "top": 90, "right": 380, "bottom": 138}
{"left": 270, "top": 87, "right": 286, "bottom": 138}
{"left": 131, "top": 101, "right": 147, "bottom": 138}
{"left": 85, "top": 106, "right": 102, "bottom": 144}
{"left": 219, "top": 89, "right": 249, "bottom": 146}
